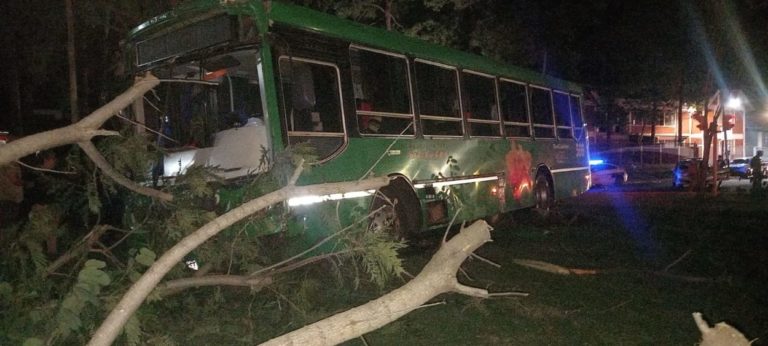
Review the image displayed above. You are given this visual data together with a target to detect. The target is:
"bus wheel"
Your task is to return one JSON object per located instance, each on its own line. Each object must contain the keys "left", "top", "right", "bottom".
{"left": 369, "top": 178, "right": 421, "bottom": 240}
{"left": 533, "top": 174, "right": 553, "bottom": 216}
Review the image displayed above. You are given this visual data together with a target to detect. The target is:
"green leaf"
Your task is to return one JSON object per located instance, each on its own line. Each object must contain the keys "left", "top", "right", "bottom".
{"left": 124, "top": 314, "right": 142, "bottom": 346}
{"left": 128, "top": 270, "right": 142, "bottom": 283}
{"left": 61, "top": 296, "right": 84, "bottom": 311}
{"left": 84, "top": 259, "right": 107, "bottom": 270}
{"left": 22, "top": 338, "right": 45, "bottom": 346}
{"left": 0, "top": 282, "right": 12, "bottom": 299}
{"left": 135, "top": 247, "right": 157, "bottom": 267}
{"left": 92, "top": 271, "right": 111, "bottom": 286}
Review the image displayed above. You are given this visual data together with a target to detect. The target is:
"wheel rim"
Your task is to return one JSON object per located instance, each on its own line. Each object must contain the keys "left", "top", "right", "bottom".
{"left": 535, "top": 176, "right": 551, "bottom": 212}
{"left": 368, "top": 177, "right": 421, "bottom": 239}
{"left": 369, "top": 192, "right": 404, "bottom": 239}
{"left": 370, "top": 199, "right": 397, "bottom": 233}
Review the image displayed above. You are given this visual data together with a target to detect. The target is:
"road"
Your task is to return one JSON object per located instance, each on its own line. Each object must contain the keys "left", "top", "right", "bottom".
{"left": 589, "top": 173, "right": 756, "bottom": 193}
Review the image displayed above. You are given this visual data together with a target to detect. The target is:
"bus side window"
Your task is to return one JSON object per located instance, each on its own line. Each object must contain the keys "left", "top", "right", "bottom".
{"left": 553, "top": 91, "right": 573, "bottom": 139}
{"left": 530, "top": 87, "right": 555, "bottom": 138}
{"left": 462, "top": 71, "right": 500, "bottom": 137}
{"left": 415, "top": 61, "right": 462, "bottom": 137}
{"left": 570, "top": 95, "right": 584, "bottom": 139}
{"left": 350, "top": 47, "right": 413, "bottom": 136}
{"left": 499, "top": 80, "right": 530, "bottom": 138}
{"left": 281, "top": 61, "right": 317, "bottom": 131}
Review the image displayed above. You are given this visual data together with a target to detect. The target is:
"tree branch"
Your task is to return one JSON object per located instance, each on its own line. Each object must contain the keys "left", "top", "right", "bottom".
{"left": 78, "top": 141, "right": 173, "bottom": 202}
{"left": 155, "top": 274, "right": 273, "bottom": 296}
{"left": 87, "top": 176, "right": 391, "bottom": 346}
{"left": 249, "top": 204, "right": 385, "bottom": 277}
{"left": 0, "top": 73, "right": 159, "bottom": 166}
{"left": 45, "top": 224, "right": 109, "bottom": 277}
{"left": 258, "top": 220, "right": 494, "bottom": 346}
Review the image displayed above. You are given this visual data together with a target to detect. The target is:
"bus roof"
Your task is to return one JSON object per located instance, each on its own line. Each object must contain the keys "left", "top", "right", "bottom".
{"left": 129, "top": 0, "right": 581, "bottom": 93}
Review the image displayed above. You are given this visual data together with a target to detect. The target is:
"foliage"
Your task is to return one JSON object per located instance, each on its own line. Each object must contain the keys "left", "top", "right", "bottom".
{"left": 51, "top": 260, "right": 111, "bottom": 341}
{"left": 358, "top": 230, "right": 407, "bottom": 287}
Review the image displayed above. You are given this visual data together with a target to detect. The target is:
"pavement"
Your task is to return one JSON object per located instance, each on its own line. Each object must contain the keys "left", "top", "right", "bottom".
{"left": 589, "top": 173, "right": 757, "bottom": 193}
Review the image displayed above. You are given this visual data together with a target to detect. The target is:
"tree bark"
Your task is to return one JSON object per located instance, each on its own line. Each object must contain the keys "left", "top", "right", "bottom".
{"left": 0, "top": 74, "right": 159, "bottom": 166}
{"left": 87, "top": 176, "right": 392, "bottom": 346}
{"left": 259, "top": 220, "right": 493, "bottom": 346}
{"left": 157, "top": 274, "right": 273, "bottom": 294}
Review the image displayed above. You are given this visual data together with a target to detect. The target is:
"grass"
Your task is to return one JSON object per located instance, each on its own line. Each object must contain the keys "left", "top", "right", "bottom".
{"left": 147, "top": 190, "right": 768, "bottom": 345}
{"left": 348, "top": 191, "right": 767, "bottom": 345}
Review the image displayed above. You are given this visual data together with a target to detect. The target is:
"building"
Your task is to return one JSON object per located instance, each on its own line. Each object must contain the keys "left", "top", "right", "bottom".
{"left": 587, "top": 91, "right": 749, "bottom": 163}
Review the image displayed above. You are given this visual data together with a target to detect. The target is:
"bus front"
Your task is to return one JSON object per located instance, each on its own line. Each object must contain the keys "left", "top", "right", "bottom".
{"left": 126, "top": 3, "right": 279, "bottom": 182}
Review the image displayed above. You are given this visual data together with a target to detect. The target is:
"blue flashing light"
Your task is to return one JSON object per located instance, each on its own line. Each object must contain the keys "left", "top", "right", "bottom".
{"left": 589, "top": 159, "right": 604, "bottom": 165}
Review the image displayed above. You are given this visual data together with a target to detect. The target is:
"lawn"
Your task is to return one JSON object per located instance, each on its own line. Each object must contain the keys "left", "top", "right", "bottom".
{"left": 147, "top": 189, "right": 767, "bottom": 345}
{"left": 348, "top": 190, "right": 767, "bottom": 345}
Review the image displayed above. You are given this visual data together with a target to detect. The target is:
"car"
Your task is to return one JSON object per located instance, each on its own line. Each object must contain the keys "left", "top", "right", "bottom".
{"left": 672, "top": 159, "right": 696, "bottom": 187}
{"left": 590, "top": 161, "right": 628, "bottom": 187}
{"left": 729, "top": 158, "right": 752, "bottom": 179}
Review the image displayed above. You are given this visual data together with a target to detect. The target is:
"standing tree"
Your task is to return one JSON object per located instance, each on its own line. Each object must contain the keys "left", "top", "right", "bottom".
{"left": 65, "top": 0, "right": 79, "bottom": 123}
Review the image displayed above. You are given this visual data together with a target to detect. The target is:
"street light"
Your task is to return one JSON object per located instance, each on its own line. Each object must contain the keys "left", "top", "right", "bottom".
{"left": 726, "top": 96, "right": 742, "bottom": 110}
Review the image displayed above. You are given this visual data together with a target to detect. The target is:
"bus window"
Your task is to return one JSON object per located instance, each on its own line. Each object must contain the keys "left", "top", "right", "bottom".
{"left": 553, "top": 91, "right": 573, "bottom": 139}
{"left": 415, "top": 60, "right": 462, "bottom": 137}
{"left": 461, "top": 71, "right": 500, "bottom": 137}
{"left": 530, "top": 87, "right": 555, "bottom": 138}
{"left": 499, "top": 80, "right": 530, "bottom": 137}
{"left": 349, "top": 47, "right": 413, "bottom": 136}
{"left": 570, "top": 95, "right": 584, "bottom": 139}
{"left": 279, "top": 57, "right": 345, "bottom": 160}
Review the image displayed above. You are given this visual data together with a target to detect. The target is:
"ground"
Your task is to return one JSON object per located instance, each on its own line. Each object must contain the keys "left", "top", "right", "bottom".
{"left": 344, "top": 173, "right": 767, "bottom": 345}
{"left": 151, "top": 171, "right": 768, "bottom": 345}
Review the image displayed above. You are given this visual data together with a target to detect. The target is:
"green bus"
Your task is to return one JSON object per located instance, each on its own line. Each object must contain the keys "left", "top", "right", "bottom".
{"left": 125, "top": 0, "right": 591, "bottom": 236}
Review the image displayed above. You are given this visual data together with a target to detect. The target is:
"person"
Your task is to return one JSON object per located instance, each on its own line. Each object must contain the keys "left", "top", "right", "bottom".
{"left": 750, "top": 150, "right": 764, "bottom": 192}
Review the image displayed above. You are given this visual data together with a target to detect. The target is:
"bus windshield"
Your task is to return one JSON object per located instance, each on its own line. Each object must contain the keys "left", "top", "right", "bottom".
{"left": 143, "top": 48, "right": 269, "bottom": 179}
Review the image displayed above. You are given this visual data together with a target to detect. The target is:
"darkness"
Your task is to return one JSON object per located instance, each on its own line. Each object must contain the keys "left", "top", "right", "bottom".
{"left": 2, "top": 0, "right": 768, "bottom": 135}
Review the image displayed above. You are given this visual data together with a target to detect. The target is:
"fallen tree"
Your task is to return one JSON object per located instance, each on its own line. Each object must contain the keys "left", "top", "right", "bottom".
{"left": 260, "top": 220, "right": 494, "bottom": 346}
{"left": 87, "top": 171, "right": 392, "bottom": 346}
{"left": 693, "top": 312, "right": 751, "bottom": 346}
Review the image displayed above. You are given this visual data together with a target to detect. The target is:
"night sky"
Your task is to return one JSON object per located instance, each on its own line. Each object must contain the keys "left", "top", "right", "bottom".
{"left": 2, "top": 0, "right": 768, "bottom": 134}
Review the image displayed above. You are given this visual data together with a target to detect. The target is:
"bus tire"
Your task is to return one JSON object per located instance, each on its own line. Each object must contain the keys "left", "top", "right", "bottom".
{"left": 369, "top": 177, "right": 421, "bottom": 240}
{"left": 533, "top": 173, "right": 553, "bottom": 216}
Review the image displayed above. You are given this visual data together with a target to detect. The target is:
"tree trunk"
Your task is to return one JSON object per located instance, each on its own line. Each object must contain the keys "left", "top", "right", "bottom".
{"left": 8, "top": 44, "right": 24, "bottom": 135}
{"left": 650, "top": 101, "right": 657, "bottom": 144}
{"left": 259, "top": 220, "right": 493, "bottom": 346}
{"left": 65, "top": 0, "right": 79, "bottom": 123}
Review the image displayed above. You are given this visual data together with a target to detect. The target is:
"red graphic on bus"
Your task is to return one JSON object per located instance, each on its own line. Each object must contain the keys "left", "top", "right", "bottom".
{"left": 505, "top": 143, "right": 533, "bottom": 200}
